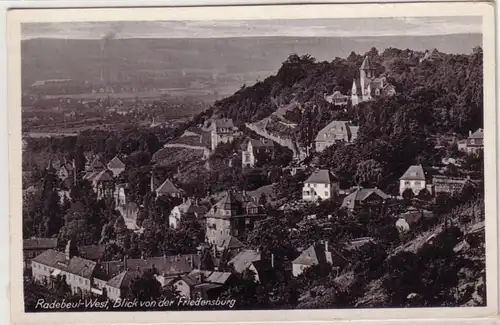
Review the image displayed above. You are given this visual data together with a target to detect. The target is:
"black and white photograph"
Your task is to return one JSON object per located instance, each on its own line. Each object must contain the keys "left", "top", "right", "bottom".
{"left": 8, "top": 3, "right": 497, "bottom": 323}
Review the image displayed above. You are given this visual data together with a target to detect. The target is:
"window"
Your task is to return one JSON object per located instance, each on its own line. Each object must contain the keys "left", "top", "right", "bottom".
{"left": 470, "top": 139, "right": 475, "bottom": 145}
{"left": 79, "top": 278, "right": 82, "bottom": 284}
{"left": 325, "top": 192, "right": 329, "bottom": 197}
{"left": 313, "top": 184, "right": 317, "bottom": 188}
{"left": 325, "top": 184, "right": 329, "bottom": 188}
{"left": 405, "top": 181, "right": 410, "bottom": 186}
{"left": 415, "top": 181, "right": 421, "bottom": 186}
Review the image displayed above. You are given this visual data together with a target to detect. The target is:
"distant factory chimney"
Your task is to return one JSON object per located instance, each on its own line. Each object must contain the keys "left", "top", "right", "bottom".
{"left": 100, "top": 31, "right": 116, "bottom": 85}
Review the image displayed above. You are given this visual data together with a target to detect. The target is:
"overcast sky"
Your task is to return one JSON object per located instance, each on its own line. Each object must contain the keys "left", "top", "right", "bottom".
{"left": 22, "top": 16, "right": 481, "bottom": 40}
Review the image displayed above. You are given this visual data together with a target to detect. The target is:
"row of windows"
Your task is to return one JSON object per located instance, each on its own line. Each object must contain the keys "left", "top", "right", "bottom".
{"left": 303, "top": 191, "right": 330, "bottom": 197}
{"left": 404, "top": 181, "right": 423, "bottom": 186}
{"left": 33, "top": 263, "right": 89, "bottom": 286}
{"left": 305, "top": 183, "right": 330, "bottom": 188}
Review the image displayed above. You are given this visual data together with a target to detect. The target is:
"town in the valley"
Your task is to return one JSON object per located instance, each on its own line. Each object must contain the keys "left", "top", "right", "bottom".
{"left": 22, "top": 33, "right": 486, "bottom": 310}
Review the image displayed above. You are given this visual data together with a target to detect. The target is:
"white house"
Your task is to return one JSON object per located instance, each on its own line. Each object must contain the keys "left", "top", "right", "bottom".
{"left": 241, "top": 139, "right": 275, "bottom": 168}
{"left": 399, "top": 165, "right": 426, "bottom": 196}
{"left": 302, "top": 169, "right": 339, "bottom": 201}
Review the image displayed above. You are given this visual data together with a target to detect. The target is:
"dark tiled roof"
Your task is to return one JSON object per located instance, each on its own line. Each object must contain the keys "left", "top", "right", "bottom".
{"left": 305, "top": 169, "right": 338, "bottom": 184}
{"left": 249, "top": 139, "right": 274, "bottom": 149}
{"left": 156, "top": 179, "right": 183, "bottom": 194}
{"left": 341, "top": 188, "right": 389, "bottom": 210}
{"left": 79, "top": 245, "right": 106, "bottom": 261}
{"left": 400, "top": 165, "right": 426, "bottom": 181}
{"left": 33, "top": 249, "right": 97, "bottom": 279}
{"left": 24, "top": 238, "right": 57, "bottom": 250}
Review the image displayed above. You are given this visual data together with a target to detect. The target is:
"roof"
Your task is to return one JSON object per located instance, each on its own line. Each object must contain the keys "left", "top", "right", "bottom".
{"left": 93, "top": 170, "right": 114, "bottom": 182}
{"left": 107, "top": 156, "right": 126, "bottom": 169}
{"left": 469, "top": 128, "right": 484, "bottom": 139}
{"left": 399, "top": 165, "right": 426, "bottom": 181}
{"left": 213, "top": 118, "right": 235, "bottom": 130}
{"left": 360, "top": 56, "right": 376, "bottom": 70}
{"left": 228, "top": 250, "right": 261, "bottom": 273}
{"left": 341, "top": 188, "right": 389, "bottom": 210}
{"left": 249, "top": 139, "right": 274, "bottom": 149}
{"left": 106, "top": 270, "right": 140, "bottom": 289}
{"left": 24, "top": 238, "right": 57, "bottom": 250}
{"left": 79, "top": 245, "right": 106, "bottom": 261}
{"left": 305, "top": 169, "right": 338, "bottom": 184}
{"left": 216, "top": 235, "right": 245, "bottom": 251}
{"left": 83, "top": 171, "right": 98, "bottom": 181}
{"left": 156, "top": 179, "right": 183, "bottom": 194}
{"left": 209, "top": 190, "right": 263, "bottom": 219}
{"left": 315, "top": 120, "right": 351, "bottom": 142}
{"left": 292, "top": 244, "right": 323, "bottom": 266}
{"left": 88, "top": 157, "right": 105, "bottom": 171}
{"left": 32, "top": 249, "right": 97, "bottom": 279}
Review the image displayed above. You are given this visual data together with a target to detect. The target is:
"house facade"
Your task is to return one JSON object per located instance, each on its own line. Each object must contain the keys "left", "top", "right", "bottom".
{"left": 302, "top": 169, "right": 339, "bottom": 201}
{"left": 351, "top": 56, "right": 396, "bottom": 106}
{"left": 107, "top": 156, "right": 126, "bottom": 177}
{"left": 315, "top": 121, "right": 359, "bottom": 152}
{"left": 210, "top": 118, "right": 239, "bottom": 151}
{"left": 241, "top": 139, "right": 275, "bottom": 168}
{"left": 458, "top": 129, "right": 484, "bottom": 155}
{"left": 205, "top": 191, "right": 266, "bottom": 245}
{"left": 399, "top": 165, "right": 427, "bottom": 196}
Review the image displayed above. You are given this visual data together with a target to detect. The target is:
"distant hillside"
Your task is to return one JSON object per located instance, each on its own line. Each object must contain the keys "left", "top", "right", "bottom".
{"left": 22, "top": 34, "right": 480, "bottom": 95}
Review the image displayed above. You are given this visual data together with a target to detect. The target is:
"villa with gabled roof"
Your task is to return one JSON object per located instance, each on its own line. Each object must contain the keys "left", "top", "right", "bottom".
{"left": 351, "top": 56, "right": 396, "bottom": 106}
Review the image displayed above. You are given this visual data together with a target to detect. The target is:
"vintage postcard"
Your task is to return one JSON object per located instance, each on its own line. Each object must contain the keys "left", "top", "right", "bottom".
{"left": 7, "top": 2, "right": 497, "bottom": 325}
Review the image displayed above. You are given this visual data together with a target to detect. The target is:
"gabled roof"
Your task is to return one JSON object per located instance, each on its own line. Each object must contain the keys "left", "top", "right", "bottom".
{"left": 93, "top": 170, "right": 114, "bottom": 182}
{"left": 107, "top": 156, "right": 126, "bottom": 169}
{"left": 341, "top": 188, "right": 389, "bottom": 210}
{"left": 24, "top": 238, "right": 58, "bottom": 250}
{"left": 228, "top": 249, "right": 261, "bottom": 273}
{"left": 360, "top": 56, "right": 375, "bottom": 70}
{"left": 83, "top": 171, "right": 98, "bottom": 181}
{"left": 315, "top": 120, "right": 353, "bottom": 142}
{"left": 399, "top": 165, "right": 426, "bottom": 181}
{"left": 216, "top": 235, "right": 245, "bottom": 251}
{"left": 106, "top": 270, "right": 140, "bottom": 289}
{"left": 156, "top": 179, "right": 183, "bottom": 194}
{"left": 305, "top": 169, "right": 338, "bottom": 184}
{"left": 88, "top": 157, "right": 105, "bottom": 171}
{"left": 33, "top": 249, "right": 97, "bottom": 279}
{"left": 292, "top": 243, "right": 332, "bottom": 266}
{"left": 469, "top": 128, "right": 484, "bottom": 139}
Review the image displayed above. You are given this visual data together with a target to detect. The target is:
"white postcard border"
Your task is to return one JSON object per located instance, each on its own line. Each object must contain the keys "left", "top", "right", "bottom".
{"left": 7, "top": 2, "right": 498, "bottom": 324}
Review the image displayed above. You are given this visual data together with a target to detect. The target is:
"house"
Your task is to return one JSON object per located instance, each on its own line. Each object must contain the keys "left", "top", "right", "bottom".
{"left": 399, "top": 165, "right": 428, "bottom": 196}
{"left": 56, "top": 160, "right": 75, "bottom": 183}
{"left": 292, "top": 241, "right": 345, "bottom": 277}
{"left": 302, "top": 169, "right": 339, "bottom": 201}
{"left": 210, "top": 118, "right": 239, "bottom": 151}
{"left": 91, "top": 170, "right": 115, "bottom": 200}
{"left": 154, "top": 178, "right": 185, "bottom": 199}
{"left": 314, "top": 121, "right": 359, "bottom": 152}
{"left": 341, "top": 187, "right": 389, "bottom": 211}
{"left": 205, "top": 190, "right": 266, "bottom": 245}
{"left": 324, "top": 91, "right": 349, "bottom": 106}
{"left": 172, "top": 270, "right": 232, "bottom": 299}
{"left": 107, "top": 156, "right": 126, "bottom": 177}
{"left": 31, "top": 241, "right": 98, "bottom": 295}
{"left": 242, "top": 139, "right": 275, "bottom": 168}
{"left": 114, "top": 183, "right": 129, "bottom": 207}
{"left": 351, "top": 56, "right": 396, "bottom": 106}
{"left": 105, "top": 270, "right": 141, "bottom": 301}
{"left": 228, "top": 249, "right": 274, "bottom": 283}
{"left": 458, "top": 129, "right": 484, "bottom": 155}
{"left": 23, "top": 237, "right": 58, "bottom": 266}
{"left": 169, "top": 199, "right": 206, "bottom": 229}
{"left": 213, "top": 235, "right": 245, "bottom": 258}
{"left": 432, "top": 175, "right": 472, "bottom": 195}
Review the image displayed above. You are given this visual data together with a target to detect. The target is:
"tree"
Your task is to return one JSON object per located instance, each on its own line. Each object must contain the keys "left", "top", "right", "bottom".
{"left": 402, "top": 188, "right": 414, "bottom": 201}
{"left": 417, "top": 188, "right": 432, "bottom": 201}
{"left": 127, "top": 269, "right": 162, "bottom": 302}
{"left": 354, "top": 159, "right": 383, "bottom": 187}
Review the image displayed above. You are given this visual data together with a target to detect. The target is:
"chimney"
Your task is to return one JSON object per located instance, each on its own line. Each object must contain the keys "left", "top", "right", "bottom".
{"left": 271, "top": 253, "right": 274, "bottom": 268}
{"left": 469, "top": 130, "right": 472, "bottom": 137}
